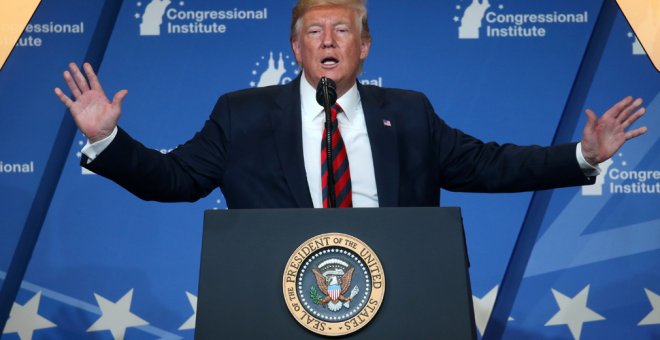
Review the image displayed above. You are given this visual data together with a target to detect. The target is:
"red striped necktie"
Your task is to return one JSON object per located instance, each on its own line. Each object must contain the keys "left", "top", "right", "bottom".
{"left": 321, "top": 103, "right": 352, "bottom": 208}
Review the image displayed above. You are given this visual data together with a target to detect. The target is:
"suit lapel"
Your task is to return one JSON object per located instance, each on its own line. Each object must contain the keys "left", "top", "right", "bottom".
{"left": 359, "top": 83, "right": 400, "bottom": 207}
{"left": 270, "top": 77, "right": 314, "bottom": 208}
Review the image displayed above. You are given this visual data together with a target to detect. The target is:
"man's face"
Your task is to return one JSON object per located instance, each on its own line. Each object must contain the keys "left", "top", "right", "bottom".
{"left": 291, "top": 5, "right": 370, "bottom": 97}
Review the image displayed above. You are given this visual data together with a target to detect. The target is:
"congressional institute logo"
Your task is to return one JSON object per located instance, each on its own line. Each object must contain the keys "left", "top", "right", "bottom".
{"left": 283, "top": 233, "right": 385, "bottom": 336}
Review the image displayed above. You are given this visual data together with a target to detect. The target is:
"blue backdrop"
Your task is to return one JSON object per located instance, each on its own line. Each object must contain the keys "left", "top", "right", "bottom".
{"left": 1, "top": 0, "right": 657, "bottom": 339}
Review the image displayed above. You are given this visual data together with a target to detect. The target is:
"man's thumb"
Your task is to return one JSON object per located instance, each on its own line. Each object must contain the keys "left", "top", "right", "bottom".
{"left": 584, "top": 109, "right": 597, "bottom": 129}
{"left": 112, "top": 89, "right": 128, "bottom": 111}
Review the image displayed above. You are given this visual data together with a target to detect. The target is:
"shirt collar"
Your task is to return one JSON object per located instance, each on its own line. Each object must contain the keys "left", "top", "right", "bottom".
{"left": 300, "top": 71, "right": 360, "bottom": 123}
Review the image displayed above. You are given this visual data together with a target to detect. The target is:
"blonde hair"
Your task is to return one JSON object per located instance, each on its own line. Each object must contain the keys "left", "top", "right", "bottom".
{"left": 290, "top": 0, "right": 371, "bottom": 42}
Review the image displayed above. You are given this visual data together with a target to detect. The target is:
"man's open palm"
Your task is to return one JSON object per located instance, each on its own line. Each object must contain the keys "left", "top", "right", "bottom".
{"left": 54, "top": 62, "right": 127, "bottom": 143}
{"left": 581, "top": 96, "right": 647, "bottom": 165}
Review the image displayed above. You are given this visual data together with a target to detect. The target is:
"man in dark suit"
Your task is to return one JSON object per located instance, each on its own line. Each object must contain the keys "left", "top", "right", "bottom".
{"left": 54, "top": 0, "right": 647, "bottom": 208}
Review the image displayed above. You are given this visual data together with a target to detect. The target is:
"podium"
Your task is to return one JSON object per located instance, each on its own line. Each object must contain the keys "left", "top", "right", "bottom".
{"left": 196, "top": 207, "right": 476, "bottom": 339}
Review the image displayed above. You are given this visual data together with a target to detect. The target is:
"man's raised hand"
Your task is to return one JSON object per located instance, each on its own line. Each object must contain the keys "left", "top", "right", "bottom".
{"left": 581, "top": 96, "right": 647, "bottom": 166}
{"left": 54, "top": 62, "right": 127, "bottom": 143}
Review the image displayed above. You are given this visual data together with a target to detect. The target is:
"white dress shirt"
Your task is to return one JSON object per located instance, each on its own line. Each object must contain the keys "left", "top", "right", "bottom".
{"left": 299, "top": 75, "right": 379, "bottom": 208}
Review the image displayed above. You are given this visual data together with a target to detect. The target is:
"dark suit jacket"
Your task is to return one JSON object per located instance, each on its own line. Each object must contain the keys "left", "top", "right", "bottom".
{"left": 84, "top": 77, "right": 594, "bottom": 208}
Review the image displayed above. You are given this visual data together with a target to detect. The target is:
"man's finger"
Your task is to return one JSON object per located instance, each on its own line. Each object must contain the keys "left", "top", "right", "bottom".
{"left": 625, "top": 126, "right": 648, "bottom": 140}
{"left": 63, "top": 70, "right": 82, "bottom": 99}
{"left": 622, "top": 107, "right": 646, "bottom": 129}
{"left": 616, "top": 97, "right": 643, "bottom": 122}
{"left": 69, "top": 62, "right": 90, "bottom": 92}
{"left": 83, "top": 62, "right": 104, "bottom": 93}
{"left": 604, "top": 96, "right": 633, "bottom": 120}
{"left": 54, "top": 87, "right": 73, "bottom": 108}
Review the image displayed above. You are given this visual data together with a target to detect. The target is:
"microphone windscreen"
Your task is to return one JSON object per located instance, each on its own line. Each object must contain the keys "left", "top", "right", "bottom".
{"left": 316, "top": 77, "right": 337, "bottom": 107}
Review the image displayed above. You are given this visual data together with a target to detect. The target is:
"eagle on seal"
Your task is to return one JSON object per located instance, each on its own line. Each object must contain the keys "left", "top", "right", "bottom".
{"left": 312, "top": 266, "right": 355, "bottom": 312}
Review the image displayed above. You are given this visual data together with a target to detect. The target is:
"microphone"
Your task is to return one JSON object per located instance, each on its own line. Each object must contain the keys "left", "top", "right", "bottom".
{"left": 316, "top": 77, "right": 337, "bottom": 207}
{"left": 316, "top": 77, "right": 337, "bottom": 107}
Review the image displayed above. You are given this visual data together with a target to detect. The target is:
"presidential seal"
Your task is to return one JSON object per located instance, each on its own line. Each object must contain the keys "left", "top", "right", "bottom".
{"left": 282, "top": 233, "right": 385, "bottom": 336}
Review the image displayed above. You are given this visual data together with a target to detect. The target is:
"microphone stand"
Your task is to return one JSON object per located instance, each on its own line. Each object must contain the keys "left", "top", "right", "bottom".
{"left": 318, "top": 77, "right": 336, "bottom": 208}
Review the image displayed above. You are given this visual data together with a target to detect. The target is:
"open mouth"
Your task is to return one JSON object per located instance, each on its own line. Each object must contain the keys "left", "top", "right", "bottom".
{"left": 321, "top": 57, "right": 339, "bottom": 66}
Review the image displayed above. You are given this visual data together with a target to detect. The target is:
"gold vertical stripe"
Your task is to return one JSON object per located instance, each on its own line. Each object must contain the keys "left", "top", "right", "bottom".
{"left": 0, "top": 0, "right": 42, "bottom": 70}
{"left": 617, "top": 0, "right": 660, "bottom": 71}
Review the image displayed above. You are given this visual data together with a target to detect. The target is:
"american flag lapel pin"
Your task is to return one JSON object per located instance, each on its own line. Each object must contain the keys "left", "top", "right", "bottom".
{"left": 382, "top": 119, "right": 392, "bottom": 127}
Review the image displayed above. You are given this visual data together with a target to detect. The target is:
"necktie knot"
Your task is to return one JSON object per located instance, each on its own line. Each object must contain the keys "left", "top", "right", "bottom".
{"left": 330, "top": 103, "right": 342, "bottom": 123}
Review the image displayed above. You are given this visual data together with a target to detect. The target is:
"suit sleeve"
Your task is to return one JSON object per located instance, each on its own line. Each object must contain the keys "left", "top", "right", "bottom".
{"left": 81, "top": 95, "right": 232, "bottom": 202}
{"left": 424, "top": 95, "right": 596, "bottom": 192}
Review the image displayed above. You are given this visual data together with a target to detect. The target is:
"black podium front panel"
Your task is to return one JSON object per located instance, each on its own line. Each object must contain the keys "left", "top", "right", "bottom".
{"left": 196, "top": 207, "right": 476, "bottom": 339}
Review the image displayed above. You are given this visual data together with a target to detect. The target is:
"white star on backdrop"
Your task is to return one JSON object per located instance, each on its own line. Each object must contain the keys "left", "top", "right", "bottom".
{"left": 639, "top": 288, "right": 660, "bottom": 325}
{"left": 178, "top": 292, "right": 197, "bottom": 330}
{"left": 3, "top": 291, "right": 56, "bottom": 340}
{"left": 87, "top": 289, "right": 148, "bottom": 340}
{"left": 473, "top": 285, "right": 498, "bottom": 336}
{"left": 545, "top": 285, "right": 605, "bottom": 340}
{"left": 134, "top": 13, "right": 140, "bottom": 19}
{"left": 472, "top": 285, "right": 513, "bottom": 336}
